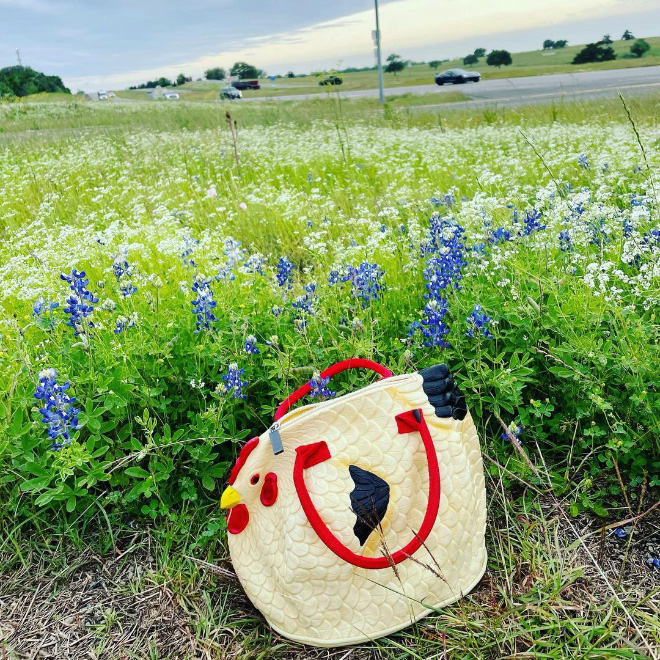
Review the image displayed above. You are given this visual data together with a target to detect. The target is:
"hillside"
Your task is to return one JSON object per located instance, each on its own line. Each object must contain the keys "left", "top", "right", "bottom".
{"left": 115, "top": 36, "right": 660, "bottom": 100}
{"left": 0, "top": 66, "right": 70, "bottom": 98}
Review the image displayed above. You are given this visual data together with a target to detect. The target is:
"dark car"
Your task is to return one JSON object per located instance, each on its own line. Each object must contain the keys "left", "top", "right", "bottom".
{"left": 435, "top": 69, "right": 480, "bottom": 85}
{"left": 231, "top": 80, "right": 261, "bottom": 90}
{"left": 319, "top": 75, "right": 343, "bottom": 86}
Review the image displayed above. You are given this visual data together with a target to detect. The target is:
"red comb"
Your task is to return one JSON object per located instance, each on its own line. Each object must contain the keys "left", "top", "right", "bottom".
{"left": 228, "top": 437, "right": 259, "bottom": 485}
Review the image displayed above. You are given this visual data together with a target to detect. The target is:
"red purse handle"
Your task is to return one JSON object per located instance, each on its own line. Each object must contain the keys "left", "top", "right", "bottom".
{"left": 292, "top": 409, "right": 441, "bottom": 569}
{"left": 274, "top": 358, "right": 393, "bottom": 422}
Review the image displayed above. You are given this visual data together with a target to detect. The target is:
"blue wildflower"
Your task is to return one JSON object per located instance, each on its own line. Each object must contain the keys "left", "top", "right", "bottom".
{"left": 522, "top": 209, "right": 546, "bottom": 236}
{"left": 243, "top": 254, "right": 265, "bottom": 276}
{"left": 60, "top": 269, "right": 99, "bottom": 334}
{"left": 244, "top": 335, "right": 259, "bottom": 354}
{"left": 501, "top": 422, "right": 523, "bottom": 447}
{"left": 648, "top": 557, "right": 660, "bottom": 569}
{"left": 292, "top": 282, "right": 318, "bottom": 316}
{"left": 559, "top": 230, "right": 572, "bottom": 252}
{"left": 308, "top": 373, "right": 336, "bottom": 399}
{"left": 216, "top": 237, "right": 245, "bottom": 281}
{"left": 114, "top": 315, "right": 135, "bottom": 334}
{"left": 465, "top": 305, "right": 493, "bottom": 339}
{"left": 612, "top": 528, "right": 627, "bottom": 539}
{"left": 191, "top": 276, "right": 217, "bottom": 332}
{"left": 180, "top": 235, "right": 199, "bottom": 268}
{"left": 578, "top": 154, "right": 590, "bottom": 170}
{"left": 430, "top": 196, "right": 441, "bottom": 207}
{"left": 220, "top": 363, "right": 247, "bottom": 399}
{"left": 34, "top": 368, "right": 80, "bottom": 451}
{"left": 276, "top": 256, "right": 294, "bottom": 290}
{"left": 271, "top": 305, "right": 283, "bottom": 316}
{"left": 308, "top": 171, "right": 313, "bottom": 183}
{"left": 623, "top": 218, "right": 634, "bottom": 238}
{"left": 33, "top": 297, "right": 59, "bottom": 329}
{"left": 329, "top": 263, "right": 385, "bottom": 307}
{"left": 112, "top": 258, "right": 134, "bottom": 281}
{"left": 490, "top": 227, "right": 511, "bottom": 244}
{"left": 589, "top": 219, "right": 609, "bottom": 246}
{"left": 120, "top": 282, "right": 137, "bottom": 297}
{"left": 410, "top": 299, "right": 451, "bottom": 348}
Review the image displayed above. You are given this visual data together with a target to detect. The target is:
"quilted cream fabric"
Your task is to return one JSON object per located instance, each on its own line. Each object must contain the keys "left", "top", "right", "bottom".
{"left": 226, "top": 372, "right": 487, "bottom": 647}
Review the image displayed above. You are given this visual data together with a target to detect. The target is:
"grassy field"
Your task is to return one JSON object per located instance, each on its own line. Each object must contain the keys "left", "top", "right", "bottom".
{"left": 110, "top": 36, "right": 660, "bottom": 101}
{"left": 0, "top": 93, "right": 659, "bottom": 658}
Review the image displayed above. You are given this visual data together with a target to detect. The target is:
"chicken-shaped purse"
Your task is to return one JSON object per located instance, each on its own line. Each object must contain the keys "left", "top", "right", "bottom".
{"left": 220, "top": 359, "right": 487, "bottom": 647}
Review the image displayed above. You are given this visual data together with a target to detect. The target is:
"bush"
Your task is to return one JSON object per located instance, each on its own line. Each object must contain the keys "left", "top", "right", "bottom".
{"left": 572, "top": 42, "right": 617, "bottom": 64}
{"left": 630, "top": 39, "right": 651, "bottom": 58}
{"left": 463, "top": 54, "right": 479, "bottom": 66}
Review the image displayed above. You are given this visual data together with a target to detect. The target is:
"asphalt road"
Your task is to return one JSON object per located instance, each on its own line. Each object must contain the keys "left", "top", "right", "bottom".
{"left": 245, "top": 66, "right": 660, "bottom": 107}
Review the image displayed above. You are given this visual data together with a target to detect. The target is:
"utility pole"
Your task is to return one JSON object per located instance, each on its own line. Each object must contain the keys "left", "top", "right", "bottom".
{"left": 374, "top": 0, "right": 384, "bottom": 104}
{"left": 16, "top": 48, "right": 22, "bottom": 66}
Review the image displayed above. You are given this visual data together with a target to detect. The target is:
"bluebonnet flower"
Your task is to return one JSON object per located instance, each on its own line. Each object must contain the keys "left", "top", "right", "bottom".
{"left": 623, "top": 218, "right": 634, "bottom": 238}
{"left": 465, "top": 305, "right": 494, "bottom": 339}
{"left": 114, "top": 315, "right": 135, "bottom": 334}
{"left": 242, "top": 254, "right": 265, "bottom": 276}
{"left": 501, "top": 422, "right": 523, "bottom": 447}
{"left": 430, "top": 196, "right": 441, "bottom": 207}
{"left": 522, "top": 209, "right": 546, "bottom": 236}
{"left": 191, "top": 276, "right": 217, "bottom": 332}
{"left": 112, "top": 257, "right": 135, "bottom": 281}
{"left": 276, "top": 256, "right": 294, "bottom": 290}
{"left": 410, "top": 299, "right": 451, "bottom": 348}
{"left": 61, "top": 269, "right": 98, "bottom": 335}
{"left": 220, "top": 363, "right": 247, "bottom": 399}
{"left": 308, "top": 373, "right": 336, "bottom": 399}
{"left": 630, "top": 193, "right": 646, "bottom": 207}
{"left": 244, "top": 335, "right": 259, "bottom": 354}
{"left": 180, "top": 235, "right": 199, "bottom": 268}
{"left": 34, "top": 368, "right": 80, "bottom": 451}
{"left": 472, "top": 242, "right": 486, "bottom": 254}
{"left": 329, "top": 263, "right": 385, "bottom": 307}
{"left": 559, "top": 231, "right": 572, "bottom": 252}
{"left": 633, "top": 165, "right": 642, "bottom": 173}
{"left": 490, "top": 227, "right": 511, "bottom": 244}
{"left": 589, "top": 219, "right": 609, "bottom": 246}
{"left": 271, "top": 305, "right": 283, "bottom": 316}
{"left": 120, "top": 282, "right": 137, "bottom": 297}
{"left": 612, "top": 527, "right": 627, "bottom": 539}
{"left": 33, "top": 297, "right": 59, "bottom": 329}
{"left": 442, "top": 193, "right": 454, "bottom": 208}
{"left": 292, "top": 282, "right": 318, "bottom": 316}
{"left": 216, "top": 237, "right": 245, "bottom": 281}
{"left": 648, "top": 557, "right": 660, "bottom": 569}
{"left": 578, "top": 154, "right": 590, "bottom": 169}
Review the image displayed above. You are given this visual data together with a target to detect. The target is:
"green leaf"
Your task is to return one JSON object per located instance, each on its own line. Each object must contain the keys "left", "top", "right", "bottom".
{"left": 125, "top": 466, "right": 150, "bottom": 479}
{"left": 202, "top": 475, "right": 215, "bottom": 491}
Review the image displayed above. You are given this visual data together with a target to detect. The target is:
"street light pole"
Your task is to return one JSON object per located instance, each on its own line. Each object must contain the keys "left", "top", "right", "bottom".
{"left": 374, "top": 0, "right": 384, "bottom": 104}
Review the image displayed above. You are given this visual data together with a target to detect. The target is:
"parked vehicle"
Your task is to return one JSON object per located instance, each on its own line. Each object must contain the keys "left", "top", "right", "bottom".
{"left": 163, "top": 92, "right": 180, "bottom": 100}
{"left": 221, "top": 86, "right": 242, "bottom": 100}
{"left": 97, "top": 90, "right": 108, "bottom": 100}
{"left": 435, "top": 69, "right": 480, "bottom": 85}
{"left": 319, "top": 75, "right": 343, "bottom": 86}
{"left": 231, "top": 80, "right": 260, "bottom": 90}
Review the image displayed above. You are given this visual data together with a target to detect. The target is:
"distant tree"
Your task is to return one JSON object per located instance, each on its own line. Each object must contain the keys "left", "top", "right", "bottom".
{"left": 176, "top": 73, "right": 191, "bottom": 86}
{"left": 231, "top": 62, "right": 259, "bottom": 79}
{"left": 429, "top": 60, "right": 442, "bottom": 69}
{"left": 463, "top": 53, "right": 479, "bottom": 66}
{"left": 473, "top": 48, "right": 486, "bottom": 58}
{"left": 156, "top": 77, "right": 172, "bottom": 87}
{"left": 205, "top": 67, "right": 226, "bottom": 80}
{"left": 572, "top": 42, "right": 617, "bottom": 64}
{"left": 385, "top": 53, "right": 406, "bottom": 75}
{"left": 543, "top": 39, "right": 555, "bottom": 50}
{"left": 286, "top": 71, "right": 295, "bottom": 78}
{"left": 554, "top": 40, "right": 568, "bottom": 49}
{"left": 630, "top": 38, "right": 651, "bottom": 58}
{"left": 486, "top": 50, "right": 512, "bottom": 68}
{"left": 602, "top": 34, "right": 613, "bottom": 44}
{"left": 0, "top": 65, "right": 70, "bottom": 97}
{"left": 622, "top": 29, "right": 635, "bottom": 40}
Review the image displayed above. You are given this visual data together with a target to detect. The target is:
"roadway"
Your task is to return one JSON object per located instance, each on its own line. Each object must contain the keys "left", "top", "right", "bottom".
{"left": 245, "top": 66, "right": 660, "bottom": 107}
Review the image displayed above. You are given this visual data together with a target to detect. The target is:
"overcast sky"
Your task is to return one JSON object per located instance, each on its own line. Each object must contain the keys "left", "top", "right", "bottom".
{"left": 1, "top": 0, "right": 659, "bottom": 91}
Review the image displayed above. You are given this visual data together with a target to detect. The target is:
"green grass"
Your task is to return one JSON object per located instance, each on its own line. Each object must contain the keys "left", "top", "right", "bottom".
{"left": 0, "top": 93, "right": 659, "bottom": 658}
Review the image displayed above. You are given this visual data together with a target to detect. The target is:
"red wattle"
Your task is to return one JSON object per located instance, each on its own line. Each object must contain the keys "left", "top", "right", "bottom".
{"left": 227, "top": 503, "right": 249, "bottom": 534}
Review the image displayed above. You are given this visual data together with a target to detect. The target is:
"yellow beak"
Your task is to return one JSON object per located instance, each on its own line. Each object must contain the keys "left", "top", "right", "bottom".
{"left": 220, "top": 486, "right": 241, "bottom": 509}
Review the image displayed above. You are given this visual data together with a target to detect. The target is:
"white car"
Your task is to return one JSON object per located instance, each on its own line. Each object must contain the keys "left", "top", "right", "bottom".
{"left": 221, "top": 86, "right": 241, "bottom": 100}
{"left": 164, "top": 92, "right": 180, "bottom": 100}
